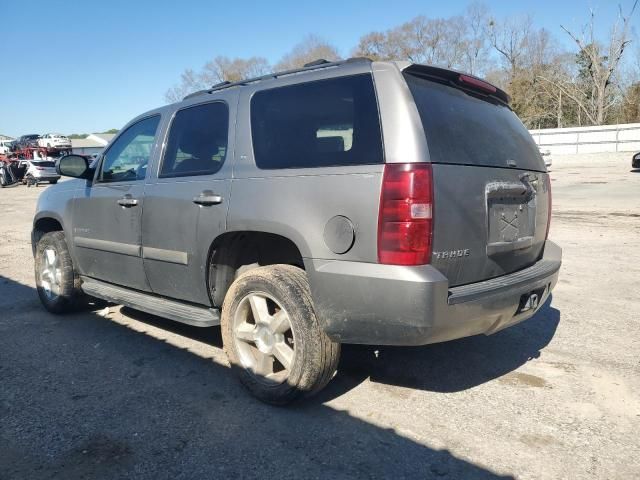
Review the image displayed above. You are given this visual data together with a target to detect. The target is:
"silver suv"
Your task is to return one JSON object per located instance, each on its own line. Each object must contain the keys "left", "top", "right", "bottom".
{"left": 32, "top": 59, "right": 561, "bottom": 404}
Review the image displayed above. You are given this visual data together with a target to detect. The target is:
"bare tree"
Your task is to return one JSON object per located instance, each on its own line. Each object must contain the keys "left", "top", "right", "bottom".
{"left": 555, "top": 1, "right": 638, "bottom": 124}
{"left": 200, "top": 56, "right": 271, "bottom": 84}
{"left": 353, "top": 15, "right": 470, "bottom": 70}
{"left": 463, "top": 2, "right": 491, "bottom": 75}
{"left": 488, "top": 14, "right": 534, "bottom": 77}
{"left": 165, "top": 56, "right": 270, "bottom": 103}
{"left": 163, "top": 3, "right": 637, "bottom": 129}
{"left": 352, "top": 31, "right": 393, "bottom": 60}
{"left": 165, "top": 68, "right": 208, "bottom": 103}
{"left": 275, "top": 35, "right": 341, "bottom": 71}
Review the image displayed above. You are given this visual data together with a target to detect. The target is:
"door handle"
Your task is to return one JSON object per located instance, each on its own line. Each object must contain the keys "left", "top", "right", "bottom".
{"left": 117, "top": 194, "right": 139, "bottom": 208}
{"left": 193, "top": 191, "right": 223, "bottom": 206}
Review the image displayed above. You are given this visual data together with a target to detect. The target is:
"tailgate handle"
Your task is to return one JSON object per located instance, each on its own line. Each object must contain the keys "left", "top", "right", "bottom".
{"left": 486, "top": 182, "right": 528, "bottom": 198}
{"left": 519, "top": 173, "right": 539, "bottom": 198}
{"left": 486, "top": 177, "right": 536, "bottom": 202}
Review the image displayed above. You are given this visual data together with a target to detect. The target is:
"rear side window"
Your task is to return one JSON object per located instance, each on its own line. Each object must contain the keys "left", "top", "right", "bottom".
{"left": 160, "top": 102, "right": 229, "bottom": 178}
{"left": 404, "top": 74, "right": 544, "bottom": 171}
{"left": 250, "top": 74, "right": 383, "bottom": 169}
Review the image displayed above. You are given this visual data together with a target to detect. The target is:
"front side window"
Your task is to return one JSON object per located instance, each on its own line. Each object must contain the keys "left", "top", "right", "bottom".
{"left": 99, "top": 115, "right": 160, "bottom": 183}
{"left": 160, "top": 102, "right": 229, "bottom": 178}
{"left": 250, "top": 74, "right": 383, "bottom": 169}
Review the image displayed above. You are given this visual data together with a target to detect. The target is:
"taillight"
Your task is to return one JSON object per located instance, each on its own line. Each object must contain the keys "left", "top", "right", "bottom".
{"left": 378, "top": 163, "right": 433, "bottom": 265}
{"left": 545, "top": 177, "right": 552, "bottom": 239}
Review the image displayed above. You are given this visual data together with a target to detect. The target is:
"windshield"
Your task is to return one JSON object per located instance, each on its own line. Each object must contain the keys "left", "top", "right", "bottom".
{"left": 404, "top": 73, "right": 545, "bottom": 171}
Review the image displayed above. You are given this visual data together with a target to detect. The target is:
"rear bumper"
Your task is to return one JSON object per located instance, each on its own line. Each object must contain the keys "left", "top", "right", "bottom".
{"left": 306, "top": 240, "right": 562, "bottom": 346}
{"left": 30, "top": 174, "right": 60, "bottom": 182}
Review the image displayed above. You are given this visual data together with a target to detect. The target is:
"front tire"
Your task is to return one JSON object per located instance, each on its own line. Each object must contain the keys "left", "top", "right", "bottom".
{"left": 221, "top": 265, "right": 340, "bottom": 405}
{"left": 34, "top": 231, "right": 83, "bottom": 313}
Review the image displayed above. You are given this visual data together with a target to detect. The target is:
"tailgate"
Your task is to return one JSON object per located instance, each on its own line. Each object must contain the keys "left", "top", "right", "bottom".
{"left": 402, "top": 66, "right": 550, "bottom": 286}
{"left": 431, "top": 164, "right": 550, "bottom": 286}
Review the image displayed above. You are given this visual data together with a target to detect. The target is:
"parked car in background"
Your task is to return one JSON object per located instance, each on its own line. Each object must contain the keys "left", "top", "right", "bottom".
{"left": 16, "top": 134, "right": 41, "bottom": 149}
{"left": 32, "top": 59, "right": 561, "bottom": 404}
{"left": 0, "top": 140, "right": 12, "bottom": 154}
{"left": 540, "top": 148, "right": 552, "bottom": 169}
{"left": 24, "top": 159, "right": 60, "bottom": 185}
{"left": 632, "top": 152, "right": 640, "bottom": 169}
{"left": 38, "top": 133, "right": 72, "bottom": 149}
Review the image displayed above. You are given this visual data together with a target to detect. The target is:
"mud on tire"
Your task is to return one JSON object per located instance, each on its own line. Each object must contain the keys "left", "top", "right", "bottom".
{"left": 221, "top": 264, "right": 340, "bottom": 405}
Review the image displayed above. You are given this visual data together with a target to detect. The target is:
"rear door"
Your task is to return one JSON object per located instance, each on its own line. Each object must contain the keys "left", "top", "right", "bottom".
{"left": 403, "top": 69, "right": 551, "bottom": 287}
{"left": 141, "top": 97, "right": 235, "bottom": 305}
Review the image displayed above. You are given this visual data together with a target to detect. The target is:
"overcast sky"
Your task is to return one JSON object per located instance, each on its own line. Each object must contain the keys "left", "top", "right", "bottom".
{"left": 0, "top": 0, "right": 637, "bottom": 137}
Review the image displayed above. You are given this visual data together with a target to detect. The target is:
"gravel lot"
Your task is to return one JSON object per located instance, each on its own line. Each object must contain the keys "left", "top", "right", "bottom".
{"left": 1, "top": 153, "right": 639, "bottom": 479}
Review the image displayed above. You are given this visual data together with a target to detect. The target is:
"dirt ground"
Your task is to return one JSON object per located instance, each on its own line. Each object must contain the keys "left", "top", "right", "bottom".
{"left": 1, "top": 153, "right": 639, "bottom": 479}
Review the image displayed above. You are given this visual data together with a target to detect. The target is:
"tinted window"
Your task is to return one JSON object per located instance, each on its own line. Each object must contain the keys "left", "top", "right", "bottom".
{"left": 404, "top": 73, "right": 544, "bottom": 171}
{"left": 99, "top": 115, "right": 160, "bottom": 183}
{"left": 250, "top": 74, "right": 383, "bottom": 169}
{"left": 160, "top": 102, "right": 229, "bottom": 178}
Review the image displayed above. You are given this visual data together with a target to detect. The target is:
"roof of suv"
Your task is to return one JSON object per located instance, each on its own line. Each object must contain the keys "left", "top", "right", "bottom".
{"left": 182, "top": 57, "right": 509, "bottom": 106}
{"left": 183, "top": 57, "right": 374, "bottom": 100}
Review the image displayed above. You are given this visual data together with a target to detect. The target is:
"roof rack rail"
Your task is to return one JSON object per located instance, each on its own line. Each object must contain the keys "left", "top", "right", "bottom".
{"left": 183, "top": 57, "right": 372, "bottom": 100}
{"left": 211, "top": 80, "right": 232, "bottom": 89}
{"left": 303, "top": 58, "right": 331, "bottom": 67}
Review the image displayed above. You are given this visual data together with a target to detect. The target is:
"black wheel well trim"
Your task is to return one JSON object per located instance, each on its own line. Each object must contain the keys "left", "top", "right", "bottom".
{"left": 205, "top": 231, "right": 305, "bottom": 308}
{"left": 32, "top": 215, "right": 64, "bottom": 253}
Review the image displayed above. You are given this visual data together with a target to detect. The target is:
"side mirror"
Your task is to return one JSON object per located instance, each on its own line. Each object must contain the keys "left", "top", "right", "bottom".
{"left": 57, "top": 154, "right": 94, "bottom": 179}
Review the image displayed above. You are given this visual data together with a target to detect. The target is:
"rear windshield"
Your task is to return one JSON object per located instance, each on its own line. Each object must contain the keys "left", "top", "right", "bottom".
{"left": 32, "top": 161, "right": 56, "bottom": 167}
{"left": 404, "top": 73, "right": 544, "bottom": 171}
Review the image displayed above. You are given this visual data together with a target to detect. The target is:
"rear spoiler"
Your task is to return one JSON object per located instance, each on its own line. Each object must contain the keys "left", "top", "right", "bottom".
{"left": 402, "top": 64, "right": 510, "bottom": 106}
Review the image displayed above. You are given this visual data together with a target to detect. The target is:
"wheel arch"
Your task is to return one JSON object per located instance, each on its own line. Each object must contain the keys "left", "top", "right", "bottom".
{"left": 32, "top": 213, "right": 65, "bottom": 255}
{"left": 207, "top": 230, "right": 305, "bottom": 308}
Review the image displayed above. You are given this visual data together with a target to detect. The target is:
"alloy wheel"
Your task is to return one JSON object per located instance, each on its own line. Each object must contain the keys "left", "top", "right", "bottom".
{"left": 232, "top": 292, "right": 296, "bottom": 385}
{"left": 40, "top": 248, "right": 62, "bottom": 300}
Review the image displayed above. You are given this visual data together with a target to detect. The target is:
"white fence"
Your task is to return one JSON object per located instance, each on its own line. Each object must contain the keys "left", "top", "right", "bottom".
{"left": 529, "top": 123, "right": 640, "bottom": 155}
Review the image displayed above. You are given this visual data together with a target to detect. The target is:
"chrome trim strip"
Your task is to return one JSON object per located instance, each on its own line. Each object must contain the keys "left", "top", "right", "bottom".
{"left": 74, "top": 237, "right": 141, "bottom": 257}
{"left": 142, "top": 246, "right": 188, "bottom": 265}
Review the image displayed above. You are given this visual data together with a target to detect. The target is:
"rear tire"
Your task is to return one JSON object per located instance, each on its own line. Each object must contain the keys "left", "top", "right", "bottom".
{"left": 221, "top": 264, "right": 340, "bottom": 405}
{"left": 34, "top": 231, "right": 83, "bottom": 313}
{"left": 50, "top": 179, "right": 58, "bottom": 184}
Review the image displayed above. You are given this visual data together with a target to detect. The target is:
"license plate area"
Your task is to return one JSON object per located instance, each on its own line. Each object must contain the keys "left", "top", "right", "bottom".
{"left": 486, "top": 180, "right": 537, "bottom": 256}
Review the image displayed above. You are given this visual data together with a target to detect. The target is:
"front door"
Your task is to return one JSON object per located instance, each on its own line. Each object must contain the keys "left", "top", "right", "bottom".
{"left": 142, "top": 99, "right": 235, "bottom": 305}
{"left": 72, "top": 115, "right": 161, "bottom": 290}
